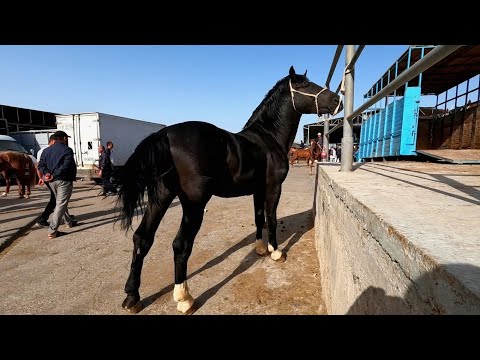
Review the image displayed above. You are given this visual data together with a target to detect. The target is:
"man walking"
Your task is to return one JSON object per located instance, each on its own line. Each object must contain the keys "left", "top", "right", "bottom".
{"left": 36, "top": 134, "right": 75, "bottom": 227}
{"left": 37, "top": 131, "right": 77, "bottom": 239}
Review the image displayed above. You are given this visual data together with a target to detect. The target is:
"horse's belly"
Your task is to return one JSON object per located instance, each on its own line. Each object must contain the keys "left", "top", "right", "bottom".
{"left": 213, "top": 179, "right": 255, "bottom": 198}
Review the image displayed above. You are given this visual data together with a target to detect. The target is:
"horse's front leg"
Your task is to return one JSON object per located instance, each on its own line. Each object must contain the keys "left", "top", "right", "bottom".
{"left": 253, "top": 190, "right": 268, "bottom": 256}
{"left": 265, "top": 185, "right": 286, "bottom": 262}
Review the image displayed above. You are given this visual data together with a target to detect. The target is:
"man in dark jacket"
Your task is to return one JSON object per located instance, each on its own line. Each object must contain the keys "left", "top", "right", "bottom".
{"left": 37, "top": 130, "right": 77, "bottom": 239}
{"left": 98, "top": 144, "right": 116, "bottom": 196}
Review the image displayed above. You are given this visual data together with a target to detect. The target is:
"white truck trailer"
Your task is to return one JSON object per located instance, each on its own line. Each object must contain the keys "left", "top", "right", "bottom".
{"left": 55, "top": 112, "right": 165, "bottom": 179}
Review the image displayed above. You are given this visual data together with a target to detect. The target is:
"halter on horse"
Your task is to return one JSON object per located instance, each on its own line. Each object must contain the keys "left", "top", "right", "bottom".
{"left": 0, "top": 151, "right": 36, "bottom": 199}
{"left": 115, "top": 66, "right": 342, "bottom": 314}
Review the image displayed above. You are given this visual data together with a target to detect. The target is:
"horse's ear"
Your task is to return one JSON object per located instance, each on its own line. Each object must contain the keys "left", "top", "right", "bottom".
{"left": 289, "top": 66, "right": 296, "bottom": 81}
{"left": 304, "top": 70, "right": 307, "bottom": 76}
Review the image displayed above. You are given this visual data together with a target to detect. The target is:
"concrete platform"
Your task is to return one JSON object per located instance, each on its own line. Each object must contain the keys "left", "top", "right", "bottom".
{"left": 315, "top": 161, "right": 480, "bottom": 314}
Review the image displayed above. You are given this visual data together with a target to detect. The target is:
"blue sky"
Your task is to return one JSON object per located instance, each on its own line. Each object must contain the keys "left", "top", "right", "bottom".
{"left": 0, "top": 45, "right": 411, "bottom": 142}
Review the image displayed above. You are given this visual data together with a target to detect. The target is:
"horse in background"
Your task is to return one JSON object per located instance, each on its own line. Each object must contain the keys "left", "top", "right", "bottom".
{"left": 0, "top": 151, "right": 36, "bottom": 199}
{"left": 115, "top": 66, "right": 342, "bottom": 314}
{"left": 288, "top": 146, "right": 312, "bottom": 167}
{"left": 310, "top": 139, "right": 322, "bottom": 162}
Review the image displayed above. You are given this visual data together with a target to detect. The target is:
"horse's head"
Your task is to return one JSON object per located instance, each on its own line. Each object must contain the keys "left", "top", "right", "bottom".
{"left": 288, "top": 66, "right": 343, "bottom": 116}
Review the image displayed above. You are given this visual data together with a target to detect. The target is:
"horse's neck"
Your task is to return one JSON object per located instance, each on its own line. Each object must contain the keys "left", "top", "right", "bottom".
{"left": 241, "top": 92, "right": 301, "bottom": 154}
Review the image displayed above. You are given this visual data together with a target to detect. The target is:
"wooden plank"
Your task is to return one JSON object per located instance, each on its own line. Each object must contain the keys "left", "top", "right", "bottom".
{"left": 417, "top": 149, "right": 480, "bottom": 163}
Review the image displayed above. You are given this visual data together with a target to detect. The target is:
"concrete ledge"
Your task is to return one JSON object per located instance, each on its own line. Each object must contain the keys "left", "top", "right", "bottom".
{"left": 314, "top": 163, "right": 480, "bottom": 314}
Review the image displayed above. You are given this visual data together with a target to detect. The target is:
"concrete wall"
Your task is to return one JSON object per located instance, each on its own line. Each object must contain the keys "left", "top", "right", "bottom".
{"left": 313, "top": 166, "right": 480, "bottom": 314}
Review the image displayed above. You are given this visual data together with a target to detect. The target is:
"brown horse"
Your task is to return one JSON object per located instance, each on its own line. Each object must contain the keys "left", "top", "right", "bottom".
{"left": 0, "top": 151, "right": 36, "bottom": 199}
{"left": 310, "top": 139, "right": 322, "bottom": 162}
{"left": 288, "top": 147, "right": 312, "bottom": 166}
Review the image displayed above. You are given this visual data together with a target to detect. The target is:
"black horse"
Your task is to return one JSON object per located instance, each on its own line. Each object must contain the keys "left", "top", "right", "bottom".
{"left": 117, "top": 66, "right": 342, "bottom": 313}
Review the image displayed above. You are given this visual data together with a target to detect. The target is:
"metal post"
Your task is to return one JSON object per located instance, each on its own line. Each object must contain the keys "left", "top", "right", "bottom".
{"left": 341, "top": 45, "right": 355, "bottom": 171}
{"left": 323, "top": 114, "right": 329, "bottom": 157}
{"left": 326, "top": 45, "right": 344, "bottom": 88}
{"left": 419, "top": 47, "right": 425, "bottom": 86}
{"left": 460, "top": 78, "right": 469, "bottom": 149}
{"left": 431, "top": 94, "right": 439, "bottom": 148}
{"left": 471, "top": 76, "right": 480, "bottom": 149}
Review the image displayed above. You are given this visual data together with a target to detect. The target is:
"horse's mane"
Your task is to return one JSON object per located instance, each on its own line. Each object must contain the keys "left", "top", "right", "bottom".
{"left": 242, "top": 74, "right": 308, "bottom": 133}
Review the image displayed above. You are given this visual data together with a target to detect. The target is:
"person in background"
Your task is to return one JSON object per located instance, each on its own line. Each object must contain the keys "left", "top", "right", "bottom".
{"left": 316, "top": 132, "right": 323, "bottom": 148}
{"left": 98, "top": 145, "right": 116, "bottom": 196}
{"left": 37, "top": 130, "right": 77, "bottom": 239}
{"left": 36, "top": 134, "right": 75, "bottom": 227}
{"left": 106, "top": 141, "right": 114, "bottom": 167}
{"left": 299, "top": 140, "right": 305, "bottom": 149}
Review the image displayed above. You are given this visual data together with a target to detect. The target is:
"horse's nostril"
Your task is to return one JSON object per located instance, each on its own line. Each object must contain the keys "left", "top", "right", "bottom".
{"left": 333, "top": 98, "right": 339, "bottom": 105}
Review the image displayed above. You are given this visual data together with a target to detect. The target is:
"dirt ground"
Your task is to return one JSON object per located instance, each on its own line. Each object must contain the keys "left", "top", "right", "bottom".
{"left": 0, "top": 163, "right": 325, "bottom": 315}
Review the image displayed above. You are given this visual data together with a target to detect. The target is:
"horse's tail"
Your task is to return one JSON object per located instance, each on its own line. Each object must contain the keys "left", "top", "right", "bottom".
{"left": 116, "top": 129, "right": 173, "bottom": 231}
{"left": 26, "top": 155, "right": 36, "bottom": 188}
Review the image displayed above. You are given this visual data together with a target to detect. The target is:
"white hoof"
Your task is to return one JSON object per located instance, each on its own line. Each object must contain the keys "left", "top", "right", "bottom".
{"left": 1, "top": 192, "right": 7, "bottom": 197}
{"left": 25, "top": 194, "right": 30, "bottom": 199}
{"left": 173, "top": 281, "right": 195, "bottom": 314}
{"left": 271, "top": 249, "right": 285, "bottom": 262}
{"left": 177, "top": 296, "right": 195, "bottom": 314}
{"left": 268, "top": 244, "right": 274, "bottom": 253}
{"left": 255, "top": 239, "right": 268, "bottom": 256}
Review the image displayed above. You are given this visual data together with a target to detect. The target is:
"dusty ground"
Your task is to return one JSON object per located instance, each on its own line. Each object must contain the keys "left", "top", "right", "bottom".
{"left": 0, "top": 164, "right": 325, "bottom": 315}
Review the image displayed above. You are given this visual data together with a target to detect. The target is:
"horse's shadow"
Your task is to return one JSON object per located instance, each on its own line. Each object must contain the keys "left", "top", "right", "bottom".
{"left": 136, "top": 208, "right": 313, "bottom": 313}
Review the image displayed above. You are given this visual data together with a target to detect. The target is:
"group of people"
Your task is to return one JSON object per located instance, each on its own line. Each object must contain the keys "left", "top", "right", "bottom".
{"left": 34, "top": 132, "right": 117, "bottom": 239}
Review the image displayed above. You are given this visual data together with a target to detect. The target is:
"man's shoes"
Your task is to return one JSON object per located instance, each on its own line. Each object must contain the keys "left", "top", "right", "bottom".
{"left": 37, "top": 219, "right": 50, "bottom": 227}
{"left": 105, "top": 191, "right": 116, "bottom": 196}
{"left": 67, "top": 220, "right": 78, "bottom": 228}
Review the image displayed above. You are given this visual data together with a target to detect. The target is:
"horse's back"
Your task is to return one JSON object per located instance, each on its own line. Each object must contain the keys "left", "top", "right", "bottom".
{"left": 164, "top": 121, "right": 267, "bottom": 197}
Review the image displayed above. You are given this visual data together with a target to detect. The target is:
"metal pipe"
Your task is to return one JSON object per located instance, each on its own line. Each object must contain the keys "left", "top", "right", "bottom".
{"left": 341, "top": 45, "right": 355, "bottom": 172}
{"left": 326, "top": 45, "right": 344, "bottom": 88}
{"left": 347, "top": 45, "right": 463, "bottom": 122}
{"left": 335, "top": 45, "right": 365, "bottom": 94}
{"left": 323, "top": 114, "right": 329, "bottom": 160}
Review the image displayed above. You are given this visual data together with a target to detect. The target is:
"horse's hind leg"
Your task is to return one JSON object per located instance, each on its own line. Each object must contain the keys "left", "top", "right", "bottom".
{"left": 122, "top": 184, "right": 175, "bottom": 313}
{"left": 1, "top": 172, "right": 9, "bottom": 196}
{"left": 17, "top": 179, "right": 25, "bottom": 199}
{"left": 265, "top": 185, "right": 286, "bottom": 262}
{"left": 253, "top": 191, "right": 268, "bottom": 256}
{"left": 172, "top": 200, "right": 208, "bottom": 314}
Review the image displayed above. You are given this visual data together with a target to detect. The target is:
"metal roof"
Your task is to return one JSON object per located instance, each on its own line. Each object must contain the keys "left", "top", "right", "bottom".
{"left": 365, "top": 45, "right": 480, "bottom": 97}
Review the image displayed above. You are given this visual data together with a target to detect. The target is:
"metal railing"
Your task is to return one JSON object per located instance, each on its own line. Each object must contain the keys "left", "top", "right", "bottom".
{"left": 322, "top": 44, "right": 463, "bottom": 171}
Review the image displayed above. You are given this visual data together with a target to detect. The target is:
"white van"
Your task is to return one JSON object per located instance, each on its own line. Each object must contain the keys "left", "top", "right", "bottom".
{"left": 0, "top": 134, "right": 31, "bottom": 154}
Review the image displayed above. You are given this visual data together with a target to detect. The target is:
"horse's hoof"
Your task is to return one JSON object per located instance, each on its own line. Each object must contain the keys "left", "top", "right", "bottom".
{"left": 25, "top": 194, "right": 30, "bottom": 199}
{"left": 122, "top": 294, "right": 141, "bottom": 313}
{"left": 18, "top": 195, "right": 24, "bottom": 199}
{"left": 255, "top": 240, "right": 268, "bottom": 256}
{"left": 177, "top": 297, "right": 195, "bottom": 314}
{"left": 271, "top": 249, "right": 286, "bottom": 262}
{"left": 1, "top": 192, "right": 7, "bottom": 197}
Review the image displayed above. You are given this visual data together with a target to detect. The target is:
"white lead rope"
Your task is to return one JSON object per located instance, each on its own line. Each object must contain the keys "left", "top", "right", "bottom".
{"left": 333, "top": 65, "right": 349, "bottom": 116}
{"left": 289, "top": 80, "right": 328, "bottom": 116}
{"left": 290, "top": 72, "right": 345, "bottom": 117}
